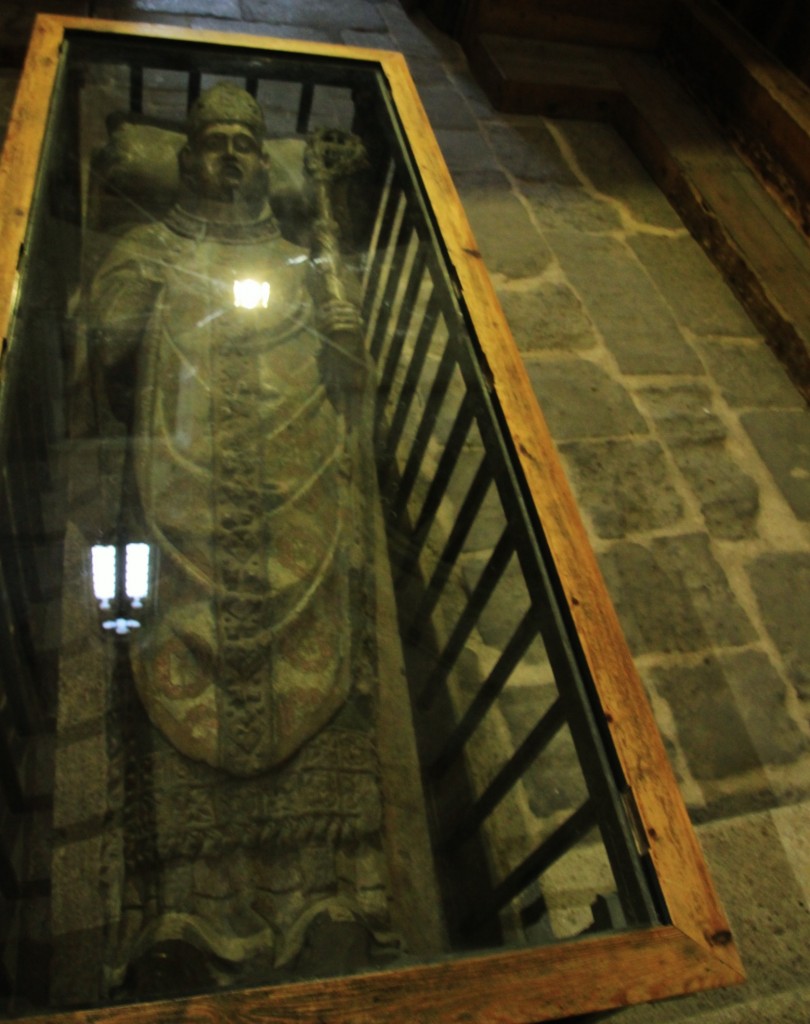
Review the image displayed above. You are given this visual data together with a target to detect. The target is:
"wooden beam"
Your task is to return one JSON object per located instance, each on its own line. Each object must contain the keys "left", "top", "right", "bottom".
{"left": 467, "top": 0, "right": 671, "bottom": 50}
{"left": 17, "top": 927, "right": 742, "bottom": 1024}
{"left": 466, "top": 34, "right": 622, "bottom": 117}
{"left": 664, "top": 0, "right": 810, "bottom": 237}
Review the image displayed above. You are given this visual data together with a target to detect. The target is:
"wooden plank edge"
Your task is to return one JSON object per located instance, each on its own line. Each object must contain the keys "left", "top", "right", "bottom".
{"left": 664, "top": 0, "right": 810, "bottom": 237}
{"left": 462, "top": 33, "right": 623, "bottom": 118}
{"left": 379, "top": 52, "right": 744, "bottom": 978}
{"left": 17, "top": 926, "right": 743, "bottom": 1024}
{"left": 470, "top": 6, "right": 666, "bottom": 52}
{"left": 0, "top": 16, "right": 65, "bottom": 369}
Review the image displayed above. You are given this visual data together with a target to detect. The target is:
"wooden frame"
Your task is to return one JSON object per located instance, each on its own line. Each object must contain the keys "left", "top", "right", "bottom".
{"left": 0, "top": 15, "right": 743, "bottom": 1023}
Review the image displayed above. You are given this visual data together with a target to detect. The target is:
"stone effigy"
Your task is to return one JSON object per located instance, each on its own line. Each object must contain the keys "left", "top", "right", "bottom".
{"left": 87, "top": 82, "right": 395, "bottom": 993}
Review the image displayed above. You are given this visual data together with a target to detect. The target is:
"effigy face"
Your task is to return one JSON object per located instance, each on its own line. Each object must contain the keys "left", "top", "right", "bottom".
{"left": 0, "top": 18, "right": 741, "bottom": 1024}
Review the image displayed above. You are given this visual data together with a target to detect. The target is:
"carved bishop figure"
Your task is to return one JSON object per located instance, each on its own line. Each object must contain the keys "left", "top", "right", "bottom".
{"left": 89, "top": 82, "right": 392, "bottom": 991}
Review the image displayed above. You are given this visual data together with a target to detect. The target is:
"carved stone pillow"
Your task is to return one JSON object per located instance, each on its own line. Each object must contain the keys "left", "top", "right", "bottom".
{"left": 88, "top": 118, "right": 308, "bottom": 234}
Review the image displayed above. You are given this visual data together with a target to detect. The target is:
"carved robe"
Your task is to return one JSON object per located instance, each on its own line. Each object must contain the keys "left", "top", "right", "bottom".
{"left": 90, "top": 204, "right": 392, "bottom": 988}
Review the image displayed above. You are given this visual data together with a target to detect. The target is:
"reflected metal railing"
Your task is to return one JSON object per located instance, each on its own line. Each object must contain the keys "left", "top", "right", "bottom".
{"left": 359, "top": 120, "right": 662, "bottom": 945}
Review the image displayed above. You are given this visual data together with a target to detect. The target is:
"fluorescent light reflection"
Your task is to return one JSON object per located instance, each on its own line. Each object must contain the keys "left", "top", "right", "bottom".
{"left": 233, "top": 278, "right": 270, "bottom": 309}
{"left": 103, "top": 617, "right": 141, "bottom": 636}
{"left": 91, "top": 542, "right": 152, "bottom": 633}
{"left": 126, "top": 542, "right": 150, "bottom": 608}
{"left": 91, "top": 545, "right": 116, "bottom": 610}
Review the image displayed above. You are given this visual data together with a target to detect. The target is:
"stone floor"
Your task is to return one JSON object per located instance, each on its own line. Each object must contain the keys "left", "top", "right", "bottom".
{"left": 1, "top": 1, "right": 809, "bottom": 1021}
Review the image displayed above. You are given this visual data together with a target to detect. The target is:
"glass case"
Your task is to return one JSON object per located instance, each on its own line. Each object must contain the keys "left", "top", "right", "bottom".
{"left": 0, "top": 16, "right": 743, "bottom": 1023}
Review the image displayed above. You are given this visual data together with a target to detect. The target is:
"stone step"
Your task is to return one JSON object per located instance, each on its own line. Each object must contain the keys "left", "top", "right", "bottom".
{"left": 468, "top": 32, "right": 623, "bottom": 118}
{"left": 622, "top": 983, "right": 810, "bottom": 1022}
{"left": 465, "top": 31, "right": 810, "bottom": 401}
{"left": 613, "top": 51, "right": 810, "bottom": 401}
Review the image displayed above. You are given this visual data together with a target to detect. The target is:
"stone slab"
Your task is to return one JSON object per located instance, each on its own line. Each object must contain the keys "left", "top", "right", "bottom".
{"left": 554, "top": 119, "right": 684, "bottom": 230}
{"left": 457, "top": 185, "right": 553, "bottom": 278}
{"left": 618, "top": 813, "right": 810, "bottom": 1021}
{"left": 526, "top": 358, "right": 647, "bottom": 440}
{"left": 629, "top": 233, "right": 754, "bottom": 337}
{"left": 632, "top": 385, "right": 762, "bottom": 537}
{"left": 497, "top": 281, "right": 599, "bottom": 352}
{"left": 654, "top": 657, "right": 764, "bottom": 782}
{"left": 599, "top": 534, "right": 755, "bottom": 655}
{"left": 98, "top": 0, "right": 240, "bottom": 14}
{"left": 522, "top": 179, "right": 623, "bottom": 233}
{"left": 378, "top": 4, "right": 449, "bottom": 59}
{"left": 559, "top": 439, "right": 683, "bottom": 539}
{"left": 620, "top": 985, "right": 810, "bottom": 1023}
{"left": 697, "top": 812, "right": 810, "bottom": 1003}
{"left": 639, "top": 382, "right": 728, "bottom": 444}
{"left": 770, "top": 801, "right": 810, "bottom": 910}
{"left": 340, "top": 30, "right": 398, "bottom": 51}
{"left": 748, "top": 551, "right": 810, "bottom": 700}
{"left": 194, "top": 19, "right": 334, "bottom": 40}
{"left": 447, "top": 69, "right": 493, "bottom": 118}
{"left": 722, "top": 650, "right": 809, "bottom": 767}
{"left": 242, "top": 0, "right": 386, "bottom": 31}
{"left": 696, "top": 339, "right": 804, "bottom": 410}
{"left": 417, "top": 82, "right": 480, "bottom": 131}
{"left": 88, "top": 10, "right": 266, "bottom": 33}
{"left": 439, "top": 131, "right": 508, "bottom": 188}
{"left": 482, "top": 119, "right": 580, "bottom": 185}
{"left": 692, "top": 988, "right": 810, "bottom": 1024}
{"left": 669, "top": 441, "right": 759, "bottom": 540}
{"left": 544, "top": 232, "right": 703, "bottom": 375}
{"left": 741, "top": 409, "right": 810, "bottom": 521}
{"left": 654, "top": 650, "right": 806, "bottom": 789}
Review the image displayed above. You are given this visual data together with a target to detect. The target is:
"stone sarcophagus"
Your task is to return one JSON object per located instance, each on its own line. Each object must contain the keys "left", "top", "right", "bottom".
{"left": 0, "top": 16, "right": 743, "bottom": 1024}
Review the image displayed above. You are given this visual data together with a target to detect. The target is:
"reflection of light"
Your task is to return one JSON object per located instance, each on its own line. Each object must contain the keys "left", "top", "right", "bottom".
{"left": 125, "top": 543, "right": 150, "bottom": 609}
{"left": 91, "top": 545, "right": 116, "bottom": 610}
{"left": 91, "top": 542, "right": 151, "bottom": 614}
{"left": 233, "top": 278, "right": 271, "bottom": 309}
{"left": 103, "top": 617, "right": 141, "bottom": 636}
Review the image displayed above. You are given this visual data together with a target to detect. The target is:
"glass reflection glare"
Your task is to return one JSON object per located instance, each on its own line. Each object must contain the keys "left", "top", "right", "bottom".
{"left": 125, "top": 542, "right": 150, "bottom": 608}
{"left": 90, "top": 544, "right": 116, "bottom": 610}
{"left": 103, "top": 616, "right": 141, "bottom": 636}
{"left": 91, "top": 543, "right": 151, "bottom": 633}
{"left": 233, "top": 278, "right": 271, "bottom": 309}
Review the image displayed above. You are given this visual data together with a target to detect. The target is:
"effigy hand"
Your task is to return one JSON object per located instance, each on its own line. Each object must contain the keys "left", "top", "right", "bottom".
{"left": 317, "top": 297, "right": 361, "bottom": 339}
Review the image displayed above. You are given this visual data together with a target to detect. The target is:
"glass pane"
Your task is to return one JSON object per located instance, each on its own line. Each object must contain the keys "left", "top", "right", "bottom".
{"left": 0, "top": 31, "right": 662, "bottom": 1017}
